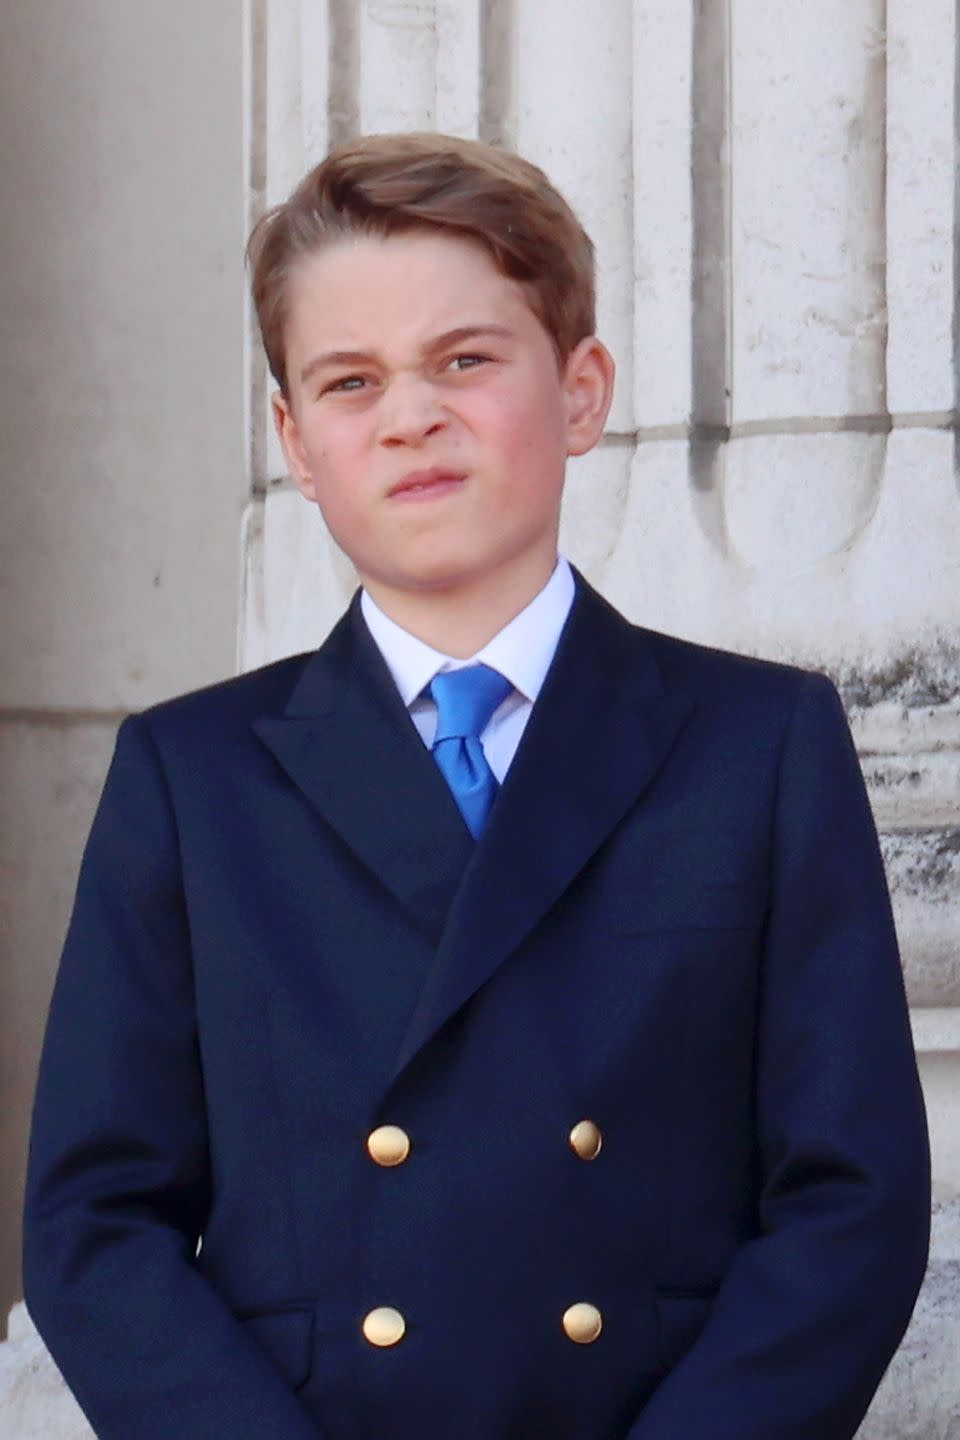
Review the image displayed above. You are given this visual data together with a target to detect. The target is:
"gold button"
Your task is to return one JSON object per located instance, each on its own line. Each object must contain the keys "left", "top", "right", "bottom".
{"left": 362, "top": 1306, "right": 406, "bottom": 1347}
{"left": 367, "top": 1125, "right": 411, "bottom": 1167}
{"left": 569, "top": 1120, "right": 602, "bottom": 1161}
{"left": 562, "top": 1302, "right": 603, "bottom": 1344}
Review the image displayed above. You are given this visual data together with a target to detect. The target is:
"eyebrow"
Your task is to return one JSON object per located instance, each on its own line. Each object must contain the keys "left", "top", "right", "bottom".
{"left": 299, "top": 324, "right": 516, "bottom": 386}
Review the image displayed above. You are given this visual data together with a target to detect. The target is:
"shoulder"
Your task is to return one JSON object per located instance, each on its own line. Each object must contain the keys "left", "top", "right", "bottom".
{"left": 639, "top": 624, "right": 833, "bottom": 707}
{"left": 570, "top": 577, "right": 843, "bottom": 745}
{"left": 619, "top": 616, "right": 848, "bottom": 761}
{"left": 574, "top": 572, "right": 833, "bottom": 711}
{"left": 129, "top": 651, "right": 315, "bottom": 751}
{"left": 622, "top": 624, "right": 864, "bottom": 832}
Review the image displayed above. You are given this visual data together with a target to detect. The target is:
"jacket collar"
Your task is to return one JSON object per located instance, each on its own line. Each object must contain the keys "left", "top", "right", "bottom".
{"left": 254, "top": 592, "right": 475, "bottom": 945}
{"left": 388, "top": 573, "right": 694, "bottom": 1080}
{"left": 253, "top": 573, "right": 694, "bottom": 1083}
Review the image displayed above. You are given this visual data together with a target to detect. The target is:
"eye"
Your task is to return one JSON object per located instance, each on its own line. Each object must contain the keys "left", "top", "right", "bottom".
{"left": 323, "top": 374, "right": 368, "bottom": 394}
{"left": 446, "top": 353, "right": 490, "bottom": 372}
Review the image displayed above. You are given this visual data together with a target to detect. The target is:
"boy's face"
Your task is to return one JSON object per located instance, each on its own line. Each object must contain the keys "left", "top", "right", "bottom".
{"left": 273, "top": 229, "right": 613, "bottom": 609}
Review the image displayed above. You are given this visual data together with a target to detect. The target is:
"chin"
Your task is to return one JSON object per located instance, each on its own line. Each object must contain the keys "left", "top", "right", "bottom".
{"left": 400, "top": 563, "right": 485, "bottom": 595}
{"left": 377, "top": 544, "right": 493, "bottom": 594}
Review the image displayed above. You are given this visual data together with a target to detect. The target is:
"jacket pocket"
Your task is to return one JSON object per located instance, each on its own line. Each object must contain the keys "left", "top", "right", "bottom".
{"left": 240, "top": 1304, "right": 315, "bottom": 1392}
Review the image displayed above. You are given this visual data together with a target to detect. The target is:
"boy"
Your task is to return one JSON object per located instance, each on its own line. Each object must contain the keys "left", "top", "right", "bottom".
{"left": 24, "top": 133, "right": 929, "bottom": 1439}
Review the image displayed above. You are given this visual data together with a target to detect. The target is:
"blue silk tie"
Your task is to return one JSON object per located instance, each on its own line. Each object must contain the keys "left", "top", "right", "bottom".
{"left": 429, "top": 665, "right": 513, "bottom": 838}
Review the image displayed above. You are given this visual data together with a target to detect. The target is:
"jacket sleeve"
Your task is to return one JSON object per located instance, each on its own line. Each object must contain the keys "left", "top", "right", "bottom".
{"left": 626, "top": 673, "right": 931, "bottom": 1440}
{"left": 22, "top": 714, "right": 326, "bottom": 1440}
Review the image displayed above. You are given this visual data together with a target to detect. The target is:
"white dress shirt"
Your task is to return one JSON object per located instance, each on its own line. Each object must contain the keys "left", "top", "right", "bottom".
{"left": 359, "top": 558, "right": 576, "bottom": 783}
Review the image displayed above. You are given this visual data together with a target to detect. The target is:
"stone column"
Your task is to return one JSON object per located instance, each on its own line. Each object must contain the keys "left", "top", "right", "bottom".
{"left": 0, "top": 0, "right": 246, "bottom": 1430}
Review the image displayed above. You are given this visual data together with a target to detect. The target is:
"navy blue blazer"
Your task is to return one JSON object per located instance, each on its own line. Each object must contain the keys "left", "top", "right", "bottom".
{"left": 23, "top": 575, "right": 930, "bottom": 1439}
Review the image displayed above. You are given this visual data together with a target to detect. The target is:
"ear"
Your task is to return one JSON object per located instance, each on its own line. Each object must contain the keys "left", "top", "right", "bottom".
{"left": 272, "top": 391, "right": 318, "bottom": 503}
{"left": 562, "top": 337, "right": 616, "bottom": 457}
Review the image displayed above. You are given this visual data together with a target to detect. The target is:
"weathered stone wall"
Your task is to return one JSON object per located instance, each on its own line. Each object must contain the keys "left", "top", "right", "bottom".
{"left": 2, "top": 0, "right": 957, "bottom": 1434}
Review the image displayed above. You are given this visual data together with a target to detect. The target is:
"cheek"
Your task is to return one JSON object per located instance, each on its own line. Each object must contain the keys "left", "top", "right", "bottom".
{"left": 300, "top": 414, "right": 347, "bottom": 466}
{"left": 296, "top": 425, "right": 371, "bottom": 529}
{"left": 472, "top": 382, "right": 565, "bottom": 468}
{"left": 300, "top": 419, "right": 364, "bottom": 489}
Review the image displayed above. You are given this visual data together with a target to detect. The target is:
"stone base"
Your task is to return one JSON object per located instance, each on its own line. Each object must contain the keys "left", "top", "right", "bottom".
{"left": 857, "top": 1199, "right": 960, "bottom": 1439}
{"left": 0, "top": 1300, "right": 91, "bottom": 1439}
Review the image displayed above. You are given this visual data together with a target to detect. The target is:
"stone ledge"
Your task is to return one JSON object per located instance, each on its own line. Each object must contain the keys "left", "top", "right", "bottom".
{"left": 912, "top": 1009, "right": 960, "bottom": 1055}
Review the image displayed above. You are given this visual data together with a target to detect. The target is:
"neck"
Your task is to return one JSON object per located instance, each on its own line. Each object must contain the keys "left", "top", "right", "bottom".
{"left": 362, "top": 553, "right": 559, "bottom": 658}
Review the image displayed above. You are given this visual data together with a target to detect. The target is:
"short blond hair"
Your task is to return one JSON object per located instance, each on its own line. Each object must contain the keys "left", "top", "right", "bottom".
{"left": 247, "top": 132, "right": 596, "bottom": 395}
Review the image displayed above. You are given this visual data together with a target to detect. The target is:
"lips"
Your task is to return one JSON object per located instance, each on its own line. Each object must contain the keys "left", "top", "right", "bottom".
{"left": 388, "top": 467, "right": 467, "bottom": 498}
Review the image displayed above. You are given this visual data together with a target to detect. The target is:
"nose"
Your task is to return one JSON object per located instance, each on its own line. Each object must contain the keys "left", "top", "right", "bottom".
{"left": 376, "top": 375, "right": 446, "bottom": 448}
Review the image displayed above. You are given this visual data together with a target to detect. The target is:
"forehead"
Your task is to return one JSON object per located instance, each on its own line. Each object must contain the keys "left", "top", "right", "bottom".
{"left": 283, "top": 230, "right": 539, "bottom": 355}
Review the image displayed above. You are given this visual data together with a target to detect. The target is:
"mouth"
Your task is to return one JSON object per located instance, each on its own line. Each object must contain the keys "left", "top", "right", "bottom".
{"left": 387, "top": 467, "right": 468, "bottom": 500}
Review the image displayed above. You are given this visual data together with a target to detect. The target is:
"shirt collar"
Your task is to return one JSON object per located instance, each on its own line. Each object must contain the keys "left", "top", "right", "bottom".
{"left": 359, "top": 557, "right": 575, "bottom": 709}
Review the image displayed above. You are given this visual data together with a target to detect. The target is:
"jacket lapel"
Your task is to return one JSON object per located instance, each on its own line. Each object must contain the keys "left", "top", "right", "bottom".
{"left": 253, "top": 597, "right": 473, "bottom": 944}
{"left": 391, "top": 577, "right": 694, "bottom": 1081}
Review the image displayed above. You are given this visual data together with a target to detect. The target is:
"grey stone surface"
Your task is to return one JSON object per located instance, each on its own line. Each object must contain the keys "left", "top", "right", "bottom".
{"left": 862, "top": 754, "right": 960, "bottom": 834}
{"left": 0, "top": 1305, "right": 92, "bottom": 1439}
{"left": 857, "top": 1200, "right": 960, "bottom": 1438}
{"left": 881, "top": 832, "right": 960, "bottom": 1007}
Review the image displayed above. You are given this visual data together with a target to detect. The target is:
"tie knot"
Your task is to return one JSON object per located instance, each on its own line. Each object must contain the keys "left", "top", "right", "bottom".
{"left": 430, "top": 664, "right": 513, "bottom": 743}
